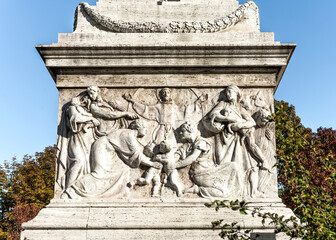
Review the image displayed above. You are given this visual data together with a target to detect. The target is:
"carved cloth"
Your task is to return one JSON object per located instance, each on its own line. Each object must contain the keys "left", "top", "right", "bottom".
{"left": 70, "top": 129, "right": 147, "bottom": 198}
{"left": 205, "top": 101, "right": 260, "bottom": 196}
{"left": 132, "top": 101, "right": 179, "bottom": 144}
{"left": 55, "top": 104, "right": 97, "bottom": 197}
{"left": 177, "top": 137, "right": 241, "bottom": 198}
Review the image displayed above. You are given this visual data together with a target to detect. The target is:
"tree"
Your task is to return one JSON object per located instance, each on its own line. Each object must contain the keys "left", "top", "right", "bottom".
{"left": 275, "top": 101, "right": 336, "bottom": 239}
{"left": 0, "top": 146, "right": 56, "bottom": 240}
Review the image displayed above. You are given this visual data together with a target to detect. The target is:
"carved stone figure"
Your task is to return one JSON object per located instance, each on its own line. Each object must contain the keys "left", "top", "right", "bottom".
{"left": 123, "top": 88, "right": 179, "bottom": 145}
{"left": 203, "top": 86, "right": 270, "bottom": 198}
{"left": 130, "top": 143, "right": 162, "bottom": 197}
{"left": 253, "top": 108, "right": 276, "bottom": 194}
{"left": 63, "top": 119, "right": 162, "bottom": 199}
{"left": 56, "top": 86, "right": 140, "bottom": 198}
{"left": 60, "top": 96, "right": 101, "bottom": 199}
{"left": 153, "top": 140, "right": 183, "bottom": 197}
{"left": 175, "top": 122, "right": 241, "bottom": 198}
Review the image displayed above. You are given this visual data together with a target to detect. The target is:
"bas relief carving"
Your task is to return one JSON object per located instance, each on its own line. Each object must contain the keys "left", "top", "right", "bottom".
{"left": 56, "top": 86, "right": 276, "bottom": 200}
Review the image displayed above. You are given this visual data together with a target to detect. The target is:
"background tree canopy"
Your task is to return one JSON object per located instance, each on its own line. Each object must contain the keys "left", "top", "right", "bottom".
{"left": 0, "top": 100, "right": 335, "bottom": 239}
{"left": 274, "top": 100, "right": 335, "bottom": 239}
{"left": 0, "top": 146, "right": 56, "bottom": 240}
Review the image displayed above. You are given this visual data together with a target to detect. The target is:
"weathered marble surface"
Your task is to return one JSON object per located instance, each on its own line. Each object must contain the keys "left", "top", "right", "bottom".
{"left": 22, "top": 200, "right": 294, "bottom": 240}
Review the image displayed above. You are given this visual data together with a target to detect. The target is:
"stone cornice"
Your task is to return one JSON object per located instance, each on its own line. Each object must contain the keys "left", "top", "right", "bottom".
{"left": 36, "top": 44, "right": 295, "bottom": 92}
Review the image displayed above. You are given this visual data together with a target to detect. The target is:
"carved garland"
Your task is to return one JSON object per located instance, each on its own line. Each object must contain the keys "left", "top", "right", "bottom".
{"left": 77, "top": 1, "right": 255, "bottom": 33}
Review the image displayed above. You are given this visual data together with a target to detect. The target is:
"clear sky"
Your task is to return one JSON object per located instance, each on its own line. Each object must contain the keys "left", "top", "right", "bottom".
{"left": 0, "top": 0, "right": 335, "bottom": 163}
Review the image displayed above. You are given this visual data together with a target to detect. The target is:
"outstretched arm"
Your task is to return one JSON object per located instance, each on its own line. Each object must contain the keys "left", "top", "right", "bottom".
{"left": 91, "top": 104, "right": 138, "bottom": 120}
{"left": 123, "top": 93, "right": 158, "bottom": 121}
{"left": 141, "top": 157, "right": 163, "bottom": 170}
{"left": 214, "top": 113, "right": 238, "bottom": 123}
{"left": 175, "top": 149, "right": 202, "bottom": 169}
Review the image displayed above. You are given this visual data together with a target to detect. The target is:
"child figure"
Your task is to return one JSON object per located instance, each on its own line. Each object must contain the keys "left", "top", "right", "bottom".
{"left": 67, "top": 97, "right": 99, "bottom": 133}
{"left": 68, "top": 97, "right": 100, "bottom": 132}
{"left": 153, "top": 140, "right": 183, "bottom": 197}
{"left": 70, "top": 97, "right": 93, "bottom": 117}
{"left": 221, "top": 107, "right": 243, "bottom": 134}
{"left": 131, "top": 143, "right": 162, "bottom": 197}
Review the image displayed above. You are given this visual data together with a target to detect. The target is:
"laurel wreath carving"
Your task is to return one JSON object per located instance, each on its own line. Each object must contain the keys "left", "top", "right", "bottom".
{"left": 76, "top": 1, "right": 254, "bottom": 33}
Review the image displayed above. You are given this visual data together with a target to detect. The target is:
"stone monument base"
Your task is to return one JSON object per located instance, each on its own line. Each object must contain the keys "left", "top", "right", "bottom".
{"left": 22, "top": 199, "right": 294, "bottom": 240}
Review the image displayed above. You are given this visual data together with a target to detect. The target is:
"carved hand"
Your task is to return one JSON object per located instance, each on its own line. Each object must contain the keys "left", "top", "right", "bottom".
{"left": 230, "top": 123, "right": 241, "bottom": 132}
{"left": 126, "top": 112, "right": 139, "bottom": 120}
{"left": 198, "top": 93, "right": 208, "bottom": 103}
{"left": 212, "top": 123, "right": 224, "bottom": 132}
{"left": 91, "top": 118, "right": 100, "bottom": 126}
{"left": 151, "top": 162, "right": 163, "bottom": 170}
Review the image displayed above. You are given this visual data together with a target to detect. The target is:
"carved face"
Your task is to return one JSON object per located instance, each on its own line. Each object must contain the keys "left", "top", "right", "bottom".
{"left": 180, "top": 128, "right": 192, "bottom": 143}
{"left": 255, "top": 109, "right": 271, "bottom": 127}
{"left": 71, "top": 97, "right": 81, "bottom": 106}
{"left": 159, "top": 88, "right": 171, "bottom": 102}
{"left": 137, "top": 124, "right": 147, "bottom": 138}
{"left": 159, "top": 141, "right": 171, "bottom": 154}
{"left": 88, "top": 87, "right": 99, "bottom": 101}
{"left": 225, "top": 88, "right": 238, "bottom": 102}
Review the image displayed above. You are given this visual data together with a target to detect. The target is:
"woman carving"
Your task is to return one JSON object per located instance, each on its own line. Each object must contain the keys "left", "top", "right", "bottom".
{"left": 204, "top": 86, "right": 269, "bottom": 198}
{"left": 56, "top": 86, "right": 138, "bottom": 198}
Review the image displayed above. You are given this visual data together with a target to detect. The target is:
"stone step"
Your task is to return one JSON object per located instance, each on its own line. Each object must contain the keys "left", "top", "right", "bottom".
{"left": 21, "top": 200, "right": 294, "bottom": 240}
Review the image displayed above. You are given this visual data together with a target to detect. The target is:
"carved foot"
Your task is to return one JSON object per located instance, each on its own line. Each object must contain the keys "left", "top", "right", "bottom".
{"left": 60, "top": 189, "right": 72, "bottom": 199}
{"left": 251, "top": 191, "right": 265, "bottom": 198}
{"left": 151, "top": 192, "right": 160, "bottom": 198}
{"left": 184, "top": 184, "right": 199, "bottom": 194}
{"left": 60, "top": 192, "right": 69, "bottom": 200}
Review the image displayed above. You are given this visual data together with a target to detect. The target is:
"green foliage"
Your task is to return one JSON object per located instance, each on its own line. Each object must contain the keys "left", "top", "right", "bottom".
{"left": 275, "top": 100, "right": 336, "bottom": 239}
{"left": 205, "top": 200, "right": 252, "bottom": 240}
{"left": 206, "top": 199, "right": 299, "bottom": 240}
{"left": 0, "top": 146, "right": 56, "bottom": 240}
{"left": 209, "top": 100, "right": 336, "bottom": 240}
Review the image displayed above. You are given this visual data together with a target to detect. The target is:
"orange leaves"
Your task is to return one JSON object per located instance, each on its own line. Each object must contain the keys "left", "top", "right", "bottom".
{"left": 0, "top": 145, "right": 56, "bottom": 240}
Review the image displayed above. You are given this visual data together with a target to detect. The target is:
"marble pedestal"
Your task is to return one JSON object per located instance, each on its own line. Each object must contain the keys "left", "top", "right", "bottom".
{"left": 22, "top": 0, "right": 296, "bottom": 239}
{"left": 22, "top": 38, "right": 295, "bottom": 239}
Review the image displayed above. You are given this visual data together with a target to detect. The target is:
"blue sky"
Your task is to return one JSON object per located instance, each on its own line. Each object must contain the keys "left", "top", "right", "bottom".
{"left": 0, "top": 0, "right": 335, "bottom": 163}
